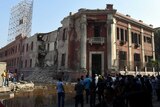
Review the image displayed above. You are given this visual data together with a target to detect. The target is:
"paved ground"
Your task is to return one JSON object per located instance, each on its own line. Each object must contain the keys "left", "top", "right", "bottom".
{"left": 62, "top": 96, "right": 160, "bottom": 107}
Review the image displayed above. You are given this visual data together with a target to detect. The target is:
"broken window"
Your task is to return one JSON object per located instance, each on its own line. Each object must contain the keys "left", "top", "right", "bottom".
{"left": 47, "top": 43, "right": 50, "bottom": 51}
{"left": 61, "top": 54, "right": 66, "bottom": 66}
{"left": 31, "top": 42, "right": 33, "bottom": 50}
{"left": 63, "top": 28, "right": 67, "bottom": 41}
{"left": 19, "top": 19, "right": 23, "bottom": 25}
{"left": 30, "top": 59, "right": 32, "bottom": 67}
{"left": 37, "top": 35, "right": 44, "bottom": 41}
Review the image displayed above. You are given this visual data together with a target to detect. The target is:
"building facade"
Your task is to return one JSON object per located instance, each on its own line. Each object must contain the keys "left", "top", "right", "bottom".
{"left": 0, "top": 35, "right": 26, "bottom": 72}
{"left": 0, "top": 31, "right": 57, "bottom": 77}
{"left": 56, "top": 4, "right": 155, "bottom": 76}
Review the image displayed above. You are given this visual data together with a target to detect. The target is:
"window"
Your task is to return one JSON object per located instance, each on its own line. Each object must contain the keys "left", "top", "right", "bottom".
{"left": 31, "top": 42, "right": 33, "bottom": 50}
{"left": 63, "top": 28, "right": 66, "bottom": 41}
{"left": 25, "top": 60, "right": 27, "bottom": 68}
{"left": 19, "top": 44, "right": 21, "bottom": 52}
{"left": 125, "top": 30, "right": 128, "bottom": 42}
{"left": 30, "top": 59, "right": 32, "bottom": 67}
{"left": 145, "top": 55, "right": 153, "bottom": 62}
{"left": 144, "top": 36, "right": 152, "bottom": 44}
{"left": 14, "top": 58, "right": 16, "bottom": 66}
{"left": 134, "top": 53, "right": 140, "bottom": 61}
{"left": 138, "top": 34, "right": 141, "bottom": 44}
{"left": 15, "top": 46, "right": 17, "bottom": 53}
{"left": 120, "top": 28, "right": 124, "bottom": 41}
{"left": 22, "top": 45, "right": 24, "bottom": 53}
{"left": 61, "top": 54, "right": 66, "bottom": 66}
{"left": 119, "top": 51, "right": 127, "bottom": 60}
{"left": 147, "top": 37, "right": 152, "bottom": 43}
{"left": 26, "top": 44, "right": 28, "bottom": 52}
{"left": 47, "top": 43, "right": 50, "bottom": 51}
{"left": 131, "top": 32, "right": 134, "bottom": 43}
{"left": 144, "top": 36, "right": 146, "bottom": 42}
{"left": 19, "top": 19, "right": 23, "bottom": 25}
{"left": 17, "top": 58, "right": 19, "bottom": 67}
{"left": 131, "top": 32, "right": 140, "bottom": 44}
{"left": 21, "top": 61, "right": 23, "bottom": 68}
{"left": 117, "top": 27, "right": 119, "bottom": 40}
{"left": 94, "top": 25, "right": 100, "bottom": 37}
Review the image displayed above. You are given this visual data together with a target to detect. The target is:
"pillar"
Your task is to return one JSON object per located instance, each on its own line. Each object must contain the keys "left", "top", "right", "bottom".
{"left": 152, "top": 32, "right": 155, "bottom": 61}
{"left": 107, "top": 15, "right": 117, "bottom": 71}
{"left": 128, "top": 24, "right": 132, "bottom": 70}
{"left": 152, "top": 32, "right": 155, "bottom": 72}
{"left": 141, "top": 28, "right": 145, "bottom": 67}
{"left": 80, "top": 14, "right": 87, "bottom": 71}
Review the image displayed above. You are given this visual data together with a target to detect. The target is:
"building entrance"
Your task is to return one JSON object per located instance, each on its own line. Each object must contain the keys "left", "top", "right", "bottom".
{"left": 92, "top": 54, "right": 102, "bottom": 75}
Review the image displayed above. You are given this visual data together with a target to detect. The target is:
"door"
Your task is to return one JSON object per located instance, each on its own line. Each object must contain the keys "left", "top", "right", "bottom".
{"left": 92, "top": 54, "right": 102, "bottom": 75}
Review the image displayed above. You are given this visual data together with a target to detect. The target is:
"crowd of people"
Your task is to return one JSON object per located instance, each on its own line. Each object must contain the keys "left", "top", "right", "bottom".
{"left": 57, "top": 73, "right": 160, "bottom": 107}
{"left": 1, "top": 69, "right": 24, "bottom": 87}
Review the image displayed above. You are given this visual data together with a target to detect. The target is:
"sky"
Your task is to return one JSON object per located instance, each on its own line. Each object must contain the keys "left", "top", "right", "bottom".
{"left": 0, "top": 0, "right": 160, "bottom": 48}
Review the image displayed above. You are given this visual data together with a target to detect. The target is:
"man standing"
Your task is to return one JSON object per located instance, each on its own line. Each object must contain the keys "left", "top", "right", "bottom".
{"left": 75, "top": 78, "right": 84, "bottom": 107}
{"left": 56, "top": 78, "right": 65, "bottom": 107}
{"left": 83, "top": 74, "right": 91, "bottom": 104}
{"left": 1, "top": 70, "right": 7, "bottom": 87}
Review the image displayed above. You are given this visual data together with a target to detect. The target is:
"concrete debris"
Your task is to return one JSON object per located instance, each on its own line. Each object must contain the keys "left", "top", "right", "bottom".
{"left": 9, "top": 81, "right": 34, "bottom": 91}
{"left": 25, "top": 68, "right": 57, "bottom": 84}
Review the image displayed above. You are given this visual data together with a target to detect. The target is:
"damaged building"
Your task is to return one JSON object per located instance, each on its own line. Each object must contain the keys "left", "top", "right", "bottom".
{"left": 56, "top": 4, "right": 155, "bottom": 77}
{"left": 0, "top": 31, "right": 58, "bottom": 77}
{"left": 0, "top": 4, "right": 156, "bottom": 80}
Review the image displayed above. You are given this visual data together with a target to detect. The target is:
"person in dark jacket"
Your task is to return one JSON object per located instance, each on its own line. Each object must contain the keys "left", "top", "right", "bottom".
{"left": 75, "top": 78, "right": 85, "bottom": 107}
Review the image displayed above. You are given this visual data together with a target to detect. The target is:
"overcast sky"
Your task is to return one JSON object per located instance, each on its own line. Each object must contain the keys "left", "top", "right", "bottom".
{"left": 0, "top": 0, "right": 160, "bottom": 48}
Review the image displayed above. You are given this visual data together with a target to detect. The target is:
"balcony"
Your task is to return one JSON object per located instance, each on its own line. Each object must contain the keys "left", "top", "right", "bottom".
{"left": 88, "top": 37, "right": 105, "bottom": 45}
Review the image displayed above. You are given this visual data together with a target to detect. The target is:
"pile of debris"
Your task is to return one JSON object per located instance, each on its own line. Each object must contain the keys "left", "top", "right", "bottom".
{"left": 25, "top": 67, "right": 56, "bottom": 84}
{"left": 9, "top": 81, "right": 34, "bottom": 91}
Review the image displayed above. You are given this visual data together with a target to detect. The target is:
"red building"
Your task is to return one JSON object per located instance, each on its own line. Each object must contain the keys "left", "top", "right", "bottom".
{"left": 57, "top": 4, "right": 155, "bottom": 76}
{"left": 0, "top": 35, "right": 26, "bottom": 72}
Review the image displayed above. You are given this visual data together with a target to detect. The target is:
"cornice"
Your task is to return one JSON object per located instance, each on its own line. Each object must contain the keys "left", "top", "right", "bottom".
{"left": 115, "top": 12, "right": 154, "bottom": 31}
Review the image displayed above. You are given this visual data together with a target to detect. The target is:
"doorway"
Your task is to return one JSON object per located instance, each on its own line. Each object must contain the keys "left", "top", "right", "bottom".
{"left": 92, "top": 54, "right": 102, "bottom": 75}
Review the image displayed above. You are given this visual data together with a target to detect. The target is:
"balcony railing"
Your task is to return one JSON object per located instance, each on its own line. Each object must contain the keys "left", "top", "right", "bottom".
{"left": 88, "top": 37, "right": 105, "bottom": 45}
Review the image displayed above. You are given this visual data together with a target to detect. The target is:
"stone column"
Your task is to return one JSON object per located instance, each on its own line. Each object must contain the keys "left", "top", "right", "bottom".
{"left": 152, "top": 32, "right": 155, "bottom": 60}
{"left": 141, "top": 28, "right": 145, "bottom": 67}
{"left": 128, "top": 24, "right": 132, "bottom": 70}
{"left": 152, "top": 32, "right": 155, "bottom": 72}
{"left": 107, "top": 15, "right": 117, "bottom": 71}
{"left": 80, "top": 14, "right": 87, "bottom": 71}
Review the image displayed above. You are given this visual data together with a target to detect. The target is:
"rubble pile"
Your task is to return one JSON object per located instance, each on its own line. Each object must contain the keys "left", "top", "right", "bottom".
{"left": 9, "top": 81, "right": 34, "bottom": 91}
{"left": 25, "top": 68, "right": 56, "bottom": 84}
